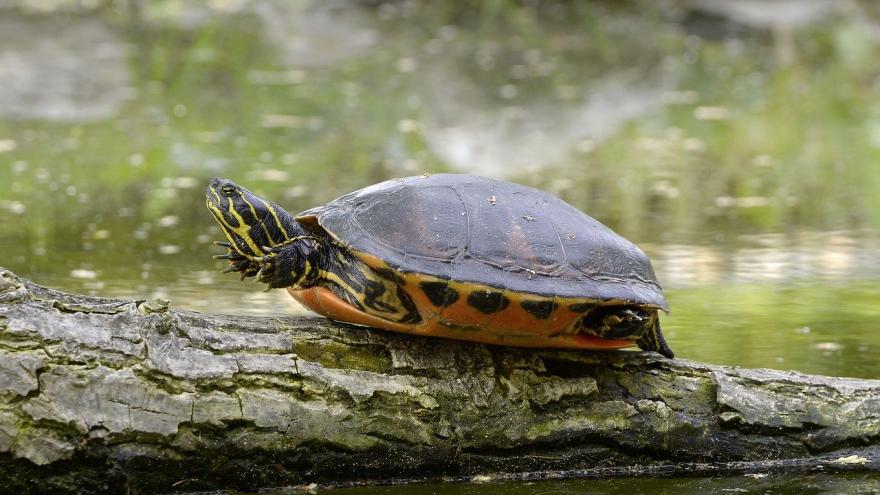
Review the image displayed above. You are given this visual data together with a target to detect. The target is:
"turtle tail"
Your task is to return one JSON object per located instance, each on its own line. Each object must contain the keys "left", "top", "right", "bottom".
{"left": 636, "top": 316, "right": 674, "bottom": 359}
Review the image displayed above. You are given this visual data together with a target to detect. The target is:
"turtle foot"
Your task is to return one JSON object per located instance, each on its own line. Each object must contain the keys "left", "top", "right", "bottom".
{"left": 636, "top": 320, "right": 675, "bottom": 359}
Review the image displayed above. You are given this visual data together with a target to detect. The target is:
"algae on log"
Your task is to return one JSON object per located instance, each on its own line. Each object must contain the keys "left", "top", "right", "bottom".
{"left": 0, "top": 267, "right": 879, "bottom": 494}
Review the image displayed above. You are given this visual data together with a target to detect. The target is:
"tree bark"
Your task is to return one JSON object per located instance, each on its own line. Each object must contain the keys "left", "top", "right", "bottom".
{"left": 0, "top": 267, "right": 878, "bottom": 494}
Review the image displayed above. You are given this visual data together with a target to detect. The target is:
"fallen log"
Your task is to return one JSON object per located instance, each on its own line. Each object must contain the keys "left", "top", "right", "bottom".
{"left": 0, "top": 267, "right": 878, "bottom": 494}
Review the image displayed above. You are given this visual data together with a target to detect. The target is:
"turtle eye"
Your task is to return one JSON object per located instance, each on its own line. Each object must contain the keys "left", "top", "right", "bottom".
{"left": 221, "top": 185, "right": 236, "bottom": 197}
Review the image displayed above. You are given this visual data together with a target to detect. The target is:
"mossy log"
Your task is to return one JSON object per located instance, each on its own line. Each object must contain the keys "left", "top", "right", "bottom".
{"left": 0, "top": 267, "right": 879, "bottom": 494}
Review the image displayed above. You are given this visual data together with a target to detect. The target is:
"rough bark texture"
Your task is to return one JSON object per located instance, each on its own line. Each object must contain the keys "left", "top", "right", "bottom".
{"left": 0, "top": 267, "right": 878, "bottom": 494}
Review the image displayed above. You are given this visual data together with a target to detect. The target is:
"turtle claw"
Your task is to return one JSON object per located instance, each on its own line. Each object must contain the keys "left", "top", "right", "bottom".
{"left": 252, "top": 249, "right": 285, "bottom": 287}
{"left": 213, "top": 241, "right": 233, "bottom": 248}
{"left": 213, "top": 253, "right": 234, "bottom": 260}
{"left": 219, "top": 258, "right": 259, "bottom": 281}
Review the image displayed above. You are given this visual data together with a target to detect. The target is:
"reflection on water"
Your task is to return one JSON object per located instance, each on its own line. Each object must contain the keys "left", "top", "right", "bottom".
{"left": 1, "top": 0, "right": 879, "bottom": 384}
{"left": 653, "top": 230, "right": 880, "bottom": 287}
{"left": 0, "top": 16, "right": 131, "bottom": 121}
{"left": 256, "top": 1, "right": 381, "bottom": 68}
{"left": 690, "top": 0, "right": 842, "bottom": 30}
{"left": 237, "top": 472, "right": 880, "bottom": 495}
{"left": 421, "top": 68, "right": 675, "bottom": 175}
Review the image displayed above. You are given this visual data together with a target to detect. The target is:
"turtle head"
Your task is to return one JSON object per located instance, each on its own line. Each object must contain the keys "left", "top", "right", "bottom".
{"left": 206, "top": 178, "right": 302, "bottom": 259}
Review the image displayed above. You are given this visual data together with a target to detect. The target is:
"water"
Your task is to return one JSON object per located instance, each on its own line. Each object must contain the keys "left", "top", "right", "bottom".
{"left": 221, "top": 472, "right": 880, "bottom": 494}
{"left": 0, "top": 1, "right": 878, "bottom": 491}
{"left": 318, "top": 473, "right": 880, "bottom": 495}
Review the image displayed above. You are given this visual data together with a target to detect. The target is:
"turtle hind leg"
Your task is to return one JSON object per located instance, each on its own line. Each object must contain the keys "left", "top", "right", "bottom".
{"left": 636, "top": 317, "right": 675, "bottom": 359}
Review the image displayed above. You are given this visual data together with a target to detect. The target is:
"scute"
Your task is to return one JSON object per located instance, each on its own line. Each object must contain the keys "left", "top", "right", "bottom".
{"left": 459, "top": 182, "right": 563, "bottom": 273}
{"left": 297, "top": 174, "right": 667, "bottom": 310}
{"left": 354, "top": 185, "right": 468, "bottom": 260}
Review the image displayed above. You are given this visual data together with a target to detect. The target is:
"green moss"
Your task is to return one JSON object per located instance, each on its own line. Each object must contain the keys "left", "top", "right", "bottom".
{"left": 290, "top": 340, "right": 390, "bottom": 373}
{"left": 138, "top": 298, "right": 170, "bottom": 315}
{"left": 362, "top": 413, "right": 433, "bottom": 446}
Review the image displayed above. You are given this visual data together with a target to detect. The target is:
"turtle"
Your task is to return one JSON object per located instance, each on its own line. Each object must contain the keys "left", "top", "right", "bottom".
{"left": 205, "top": 174, "right": 674, "bottom": 358}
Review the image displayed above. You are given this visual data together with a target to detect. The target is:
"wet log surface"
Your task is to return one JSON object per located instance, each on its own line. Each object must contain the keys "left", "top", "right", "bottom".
{"left": 0, "top": 267, "right": 878, "bottom": 494}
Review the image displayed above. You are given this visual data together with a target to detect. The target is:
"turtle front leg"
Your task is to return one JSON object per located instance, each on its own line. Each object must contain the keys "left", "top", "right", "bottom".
{"left": 253, "top": 237, "right": 319, "bottom": 290}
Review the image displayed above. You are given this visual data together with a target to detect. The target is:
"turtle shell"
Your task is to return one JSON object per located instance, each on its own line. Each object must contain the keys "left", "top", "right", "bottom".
{"left": 296, "top": 174, "right": 667, "bottom": 312}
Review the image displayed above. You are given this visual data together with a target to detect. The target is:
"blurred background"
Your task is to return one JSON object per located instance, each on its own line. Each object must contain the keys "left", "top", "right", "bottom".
{"left": 0, "top": 0, "right": 878, "bottom": 377}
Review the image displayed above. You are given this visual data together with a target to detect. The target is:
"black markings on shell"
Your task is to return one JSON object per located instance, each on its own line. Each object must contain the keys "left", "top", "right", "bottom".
{"left": 420, "top": 281, "right": 459, "bottom": 307}
{"left": 568, "top": 302, "right": 597, "bottom": 313}
{"left": 520, "top": 300, "right": 556, "bottom": 320}
{"left": 467, "top": 290, "right": 510, "bottom": 314}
